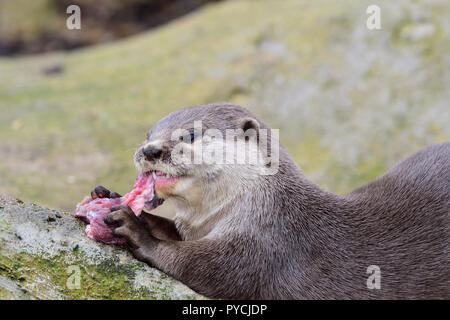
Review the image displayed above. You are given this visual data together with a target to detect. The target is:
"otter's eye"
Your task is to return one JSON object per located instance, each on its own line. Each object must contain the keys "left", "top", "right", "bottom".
{"left": 186, "top": 131, "right": 195, "bottom": 143}
{"left": 189, "top": 132, "right": 195, "bottom": 143}
{"left": 179, "top": 129, "right": 196, "bottom": 143}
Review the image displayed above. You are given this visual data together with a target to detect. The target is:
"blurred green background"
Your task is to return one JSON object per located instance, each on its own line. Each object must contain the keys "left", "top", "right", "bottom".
{"left": 0, "top": 0, "right": 448, "bottom": 212}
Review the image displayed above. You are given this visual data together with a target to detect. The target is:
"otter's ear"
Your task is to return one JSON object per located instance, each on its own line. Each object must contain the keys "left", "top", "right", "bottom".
{"left": 239, "top": 117, "right": 260, "bottom": 141}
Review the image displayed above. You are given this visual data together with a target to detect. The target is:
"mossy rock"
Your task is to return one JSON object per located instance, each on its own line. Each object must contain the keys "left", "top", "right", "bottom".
{"left": 0, "top": 195, "right": 204, "bottom": 300}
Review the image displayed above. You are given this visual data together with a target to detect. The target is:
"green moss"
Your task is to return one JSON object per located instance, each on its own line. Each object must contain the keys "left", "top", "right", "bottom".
{"left": 0, "top": 287, "right": 12, "bottom": 299}
{"left": 0, "top": 255, "right": 23, "bottom": 282}
{"left": 0, "top": 216, "right": 10, "bottom": 231}
{"left": 0, "top": 248, "right": 182, "bottom": 299}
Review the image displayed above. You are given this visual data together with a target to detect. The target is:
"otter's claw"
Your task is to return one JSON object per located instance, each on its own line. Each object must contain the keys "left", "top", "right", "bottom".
{"left": 91, "top": 185, "right": 122, "bottom": 199}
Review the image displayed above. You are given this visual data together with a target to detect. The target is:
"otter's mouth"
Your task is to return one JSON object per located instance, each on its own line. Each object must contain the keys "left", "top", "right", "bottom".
{"left": 151, "top": 170, "right": 179, "bottom": 184}
{"left": 142, "top": 170, "right": 180, "bottom": 211}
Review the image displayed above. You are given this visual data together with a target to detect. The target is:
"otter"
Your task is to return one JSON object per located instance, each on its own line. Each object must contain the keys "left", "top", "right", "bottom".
{"left": 92, "top": 102, "right": 449, "bottom": 299}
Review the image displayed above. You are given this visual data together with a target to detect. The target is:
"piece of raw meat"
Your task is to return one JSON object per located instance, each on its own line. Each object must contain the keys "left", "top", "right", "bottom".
{"left": 73, "top": 172, "right": 155, "bottom": 244}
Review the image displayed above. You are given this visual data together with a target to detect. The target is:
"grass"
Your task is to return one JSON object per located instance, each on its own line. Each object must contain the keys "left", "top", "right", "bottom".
{"left": 0, "top": 0, "right": 449, "bottom": 211}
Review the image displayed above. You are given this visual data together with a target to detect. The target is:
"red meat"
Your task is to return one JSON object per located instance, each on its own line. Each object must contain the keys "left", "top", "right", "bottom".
{"left": 73, "top": 172, "right": 155, "bottom": 244}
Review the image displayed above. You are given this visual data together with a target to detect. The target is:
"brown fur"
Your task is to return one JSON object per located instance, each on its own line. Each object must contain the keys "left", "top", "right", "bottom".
{"left": 98, "top": 103, "right": 449, "bottom": 299}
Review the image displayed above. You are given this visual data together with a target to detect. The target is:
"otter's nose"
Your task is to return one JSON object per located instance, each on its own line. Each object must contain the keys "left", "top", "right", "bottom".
{"left": 143, "top": 146, "right": 162, "bottom": 162}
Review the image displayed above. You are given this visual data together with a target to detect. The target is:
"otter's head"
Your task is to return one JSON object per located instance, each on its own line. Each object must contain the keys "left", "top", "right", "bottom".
{"left": 134, "top": 103, "right": 277, "bottom": 211}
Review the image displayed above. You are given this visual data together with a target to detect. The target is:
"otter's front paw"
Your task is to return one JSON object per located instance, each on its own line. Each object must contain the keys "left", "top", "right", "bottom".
{"left": 104, "top": 205, "right": 157, "bottom": 262}
{"left": 91, "top": 185, "right": 121, "bottom": 199}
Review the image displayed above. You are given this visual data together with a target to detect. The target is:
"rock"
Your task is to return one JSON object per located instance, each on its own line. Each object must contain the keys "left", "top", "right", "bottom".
{"left": 399, "top": 23, "right": 436, "bottom": 41}
{"left": 42, "top": 63, "right": 65, "bottom": 76}
{"left": 0, "top": 195, "right": 204, "bottom": 300}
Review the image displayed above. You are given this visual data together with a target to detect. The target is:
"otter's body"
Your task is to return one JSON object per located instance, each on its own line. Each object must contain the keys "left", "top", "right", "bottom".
{"left": 98, "top": 103, "right": 449, "bottom": 299}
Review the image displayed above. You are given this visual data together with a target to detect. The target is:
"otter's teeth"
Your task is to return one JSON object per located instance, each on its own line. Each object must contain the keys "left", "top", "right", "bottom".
{"left": 152, "top": 172, "right": 157, "bottom": 180}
